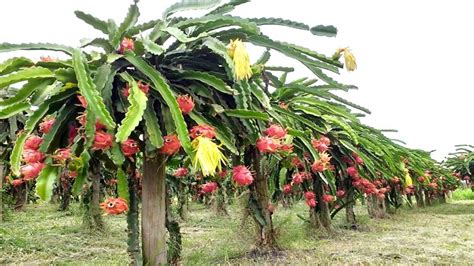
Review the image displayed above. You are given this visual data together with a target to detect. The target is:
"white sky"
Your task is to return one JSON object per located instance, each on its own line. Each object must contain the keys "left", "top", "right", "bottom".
{"left": 1, "top": 0, "right": 472, "bottom": 161}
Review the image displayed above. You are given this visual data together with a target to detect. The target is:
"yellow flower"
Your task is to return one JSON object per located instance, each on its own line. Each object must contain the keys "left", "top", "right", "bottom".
{"left": 227, "top": 39, "right": 252, "bottom": 80}
{"left": 192, "top": 136, "right": 228, "bottom": 176}
{"left": 343, "top": 49, "right": 357, "bottom": 71}
{"left": 405, "top": 173, "right": 413, "bottom": 187}
{"left": 335, "top": 48, "right": 357, "bottom": 71}
{"left": 401, "top": 162, "right": 413, "bottom": 187}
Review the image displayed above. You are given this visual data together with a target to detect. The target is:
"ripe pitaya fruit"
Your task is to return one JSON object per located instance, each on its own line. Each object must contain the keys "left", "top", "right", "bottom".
{"left": 263, "top": 124, "right": 287, "bottom": 139}
{"left": 177, "top": 95, "right": 195, "bottom": 114}
{"left": 160, "top": 135, "right": 182, "bottom": 155}
{"left": 232, "top": 165, "right": 253, "bottom": 186}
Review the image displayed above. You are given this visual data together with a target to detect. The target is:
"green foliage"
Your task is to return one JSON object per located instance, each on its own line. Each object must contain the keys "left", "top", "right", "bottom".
{"left": 35, "top": 165, "right": 59, "bottom": 201}
{"left": 310, "top": 25, "right": 338, "bottom": 37}
{"left": 124, "top": 53, "right": 194, "bottom": 157}
{"left": 115, "top": 73, "right": 148, "bottom": 143}
{"left": 143, "top": 101, "right": 164, "bottom": 149}
{"left": 452, "top": 188, "right": 474, "bottom": 200}
{"left": 0, "top": 57, "right": 34, "bottom": 75}
{"left": 163, "top": 0, "right": 221, "bottom": 19}
{"left": 72, "top": 50, "right": 115, "bottom": 129}
{"left": 0, "top": 67, "right": 53, "bottom": 88}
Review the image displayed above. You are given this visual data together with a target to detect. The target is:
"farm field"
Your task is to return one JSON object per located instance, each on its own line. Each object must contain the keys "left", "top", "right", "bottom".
{"left": 1, "top": 193, "right": 473, "bottom": 265}
{"left": 1, "top": 0, "right": 473, "bottom": 265}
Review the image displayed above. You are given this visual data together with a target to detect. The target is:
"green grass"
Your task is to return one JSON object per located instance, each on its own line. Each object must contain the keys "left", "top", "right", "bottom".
{"left": 1, "top": 198, "right": 473, "bottom": 265}
{"left": 452, "top": 188, "right": 474, "bottom": 200}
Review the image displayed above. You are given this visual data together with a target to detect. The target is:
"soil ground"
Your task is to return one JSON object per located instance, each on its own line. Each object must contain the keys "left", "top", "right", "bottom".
{"left": 1, "top": 191, "right": 473, "bottom": 265}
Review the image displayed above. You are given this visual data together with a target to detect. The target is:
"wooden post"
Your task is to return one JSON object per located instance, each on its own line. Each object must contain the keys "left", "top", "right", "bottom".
{"left": 142, "top": 153, "right": 167, "bottom": 265}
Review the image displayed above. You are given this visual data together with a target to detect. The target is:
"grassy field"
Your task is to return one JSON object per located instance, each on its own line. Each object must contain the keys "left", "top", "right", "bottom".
{"left": 1, "top": 192, "right": 473, "bottom": 265}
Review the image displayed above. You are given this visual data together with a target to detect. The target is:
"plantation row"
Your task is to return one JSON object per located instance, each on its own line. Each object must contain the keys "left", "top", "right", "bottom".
{"left": 0, "top": 0, "right": 471, "bottom": 265}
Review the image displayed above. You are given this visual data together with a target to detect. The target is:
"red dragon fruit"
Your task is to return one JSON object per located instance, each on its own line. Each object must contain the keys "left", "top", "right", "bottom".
{"left": 232, "top": 165, "right": 253, "bottom": 186}
{"left": 292, "top": 172, "right": 304, "bottom": 185}
{"left": 311, "top": 160, "right": 326, "bottom": 173}
{"left": 39, "top": 117, "right": 55, "bottom": 134}
{"left": 121, "top": 139, "right": 140, "bottom": 157}
{"left": 100, "top": 197, "right": 129, "bottom": 215}
{"left": 53, "top": 148, "right": 72, "bottom": 163}
{"left": 200, "top": 182, "right": 218, "bottom": 194}
{"left": 311, "top": 139, "right": 329, "bottom": 153}
{"left": 336, "top": 190, "right": 346, "bottom": 198}
{"left": 177, "top": 95, "right": 195, "bottom": 114}
{"left": 160, "top": 135, "right": 182, "bottom": 155}
{"left": 263, "top": 124, "right": 287, "bottom": 139}
{"left": 174, "top": 167, "right": 189, "bottom": 177}
{"left": 92, "top": 131, "right": 113, "bottom": 151}
{"left": 290, "top": 156, "right": 304, "bottom": 169}
{"left": 279, "top": 144, "right": 294, "bottom": 153}
{"left": 322, "top": 194, "right": 334, "bottom": 203}
{"left": 25, "top": 135, "right": 43, "bottom": 150}
{"left": 256, "top": 136, "right": 281, "bottom": 153}
{"left": 22, "top": 149, "right": 45, "bottom": 163}
{"left": 306, "top": 198, "right": 317, "bottom": 208}
{"left": 346, "top": 166, "right": 358, "bottom": 177}
{"left": 21, "top": 162, "right": 45, "bottom": 181}
{"left": 352, "top": 152, "right": 364, "bottom": 165}
{"left": 283, "top": 184, "right": 292, "bottom": 194}
{"left": 189, "top": 124, "right": 216, "bottom": 139}
{"left": 304, "top": 191, "right": 315, "bottom": 200}
{"left": 118, "top": 38, "right": 135, "bottom": 54}
{"left": 217, "top": 169, "right": 228, "bottom": 178}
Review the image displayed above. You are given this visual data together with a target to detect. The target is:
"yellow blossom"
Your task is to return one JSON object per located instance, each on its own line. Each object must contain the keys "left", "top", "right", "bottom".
{"left": 335, "top": 48, "right": 357, "bottom": 71}
{"left": 192, "top": 136, "right": 228, "bottom": 176}
{"left": 343, "top": 48, "right": 357, "bottom": 71}
{"left": 405, "top": 173, "right": 413, "bottom": 187}
{"left": 227, "top": 39, "right": 252, "bottom": 80}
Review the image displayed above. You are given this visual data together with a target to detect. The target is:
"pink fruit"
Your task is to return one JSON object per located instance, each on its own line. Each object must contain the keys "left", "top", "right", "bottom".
{"left": 200, "top": 182, "right": 218, "bottom": 194}
{"left": 305, "top": 198, "right": 317, "bottom": 208}
{"left": 121, "top": 139, "right": 140, "bottom": 157}
{"left": 189, "top": 124, "right": 216, "bottom": 139}
{"left": 177, "top": 95, "right": 195, "bottom": 114}
{"left": 160, "top": 135, "right": 182, "bottom": 155}
{"left": 232, "top": 165, "right": 253, "bottom": 186}
{"left": 283, "top": 184, "right": 292, "bottom": 194}
{"left": 39, "top": 117, "right": 55, "bottom": 134}
{"left": 263, "top": 124, "right": 287, "bottom": 139}
{"left": 92, "top": 131, "right": 113, "bottom": 151}
{"left": 22, "top": 149, "right": 45, "bottom": 163}
{"left": 336, "top": 190, "right": 345, "bottom": 198}
{"left": 25, "top": 135, "right": 43, "bottom": 150}
{"left": 304, "top": 191, "right": 315, "bottom": 200}
{"left": 21, "top": 162, "right": 45, "bottom": 181}
{"left": 322, "top": 194, "right": 334, "bottom": 203}
{"left": 292, "top": 172, "right": 304, "bottom": 185}
{"left": 346, "top": 166, "right": 358, "bottom": 177}
{"left": 53, "top": 148, "right": 72, "bottom": 163}
{"left": 174, "top": 167, "right": 189, "bottom": 177}
{"left": 119, "top": 38, "right": 135, "bottom": 54}
{"left": 256, "top": 136, "right": 281, "bottom": 153}
{"left": 311, "top": 160, "right": 325, "bottom": 173}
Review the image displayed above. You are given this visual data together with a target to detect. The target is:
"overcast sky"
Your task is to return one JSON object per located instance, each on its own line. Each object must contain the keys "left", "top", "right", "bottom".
{"left": 1, "top": 0, "right": 472, "bottom": 161}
